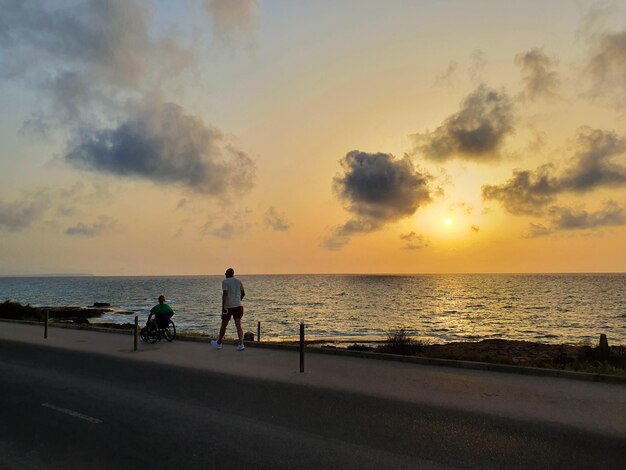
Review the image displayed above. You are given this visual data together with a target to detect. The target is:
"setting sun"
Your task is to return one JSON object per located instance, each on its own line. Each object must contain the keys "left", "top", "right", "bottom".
{"left": 444, "top": 218, "right": 453, "bottom": 226}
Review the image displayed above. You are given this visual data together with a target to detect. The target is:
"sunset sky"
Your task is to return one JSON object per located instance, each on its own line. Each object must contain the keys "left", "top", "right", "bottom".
{"left": 1, "top": 0, "right": 625, "bottom": 275}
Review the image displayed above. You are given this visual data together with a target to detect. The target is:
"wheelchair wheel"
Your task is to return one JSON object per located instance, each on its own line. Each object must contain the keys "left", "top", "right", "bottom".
{"left": 163, "top": 321, "right": 176, "bottom": 342}
{"left": 140, "top": 327, "right": 148, "bottom": 343}
{"left": 146, "top": 320, "right": 159, "bottom": 344}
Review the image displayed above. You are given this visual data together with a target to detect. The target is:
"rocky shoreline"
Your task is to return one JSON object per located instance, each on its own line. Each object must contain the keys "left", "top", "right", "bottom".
{"left": 2, "top": 300, "right": 624, "bottom": 375}
{"left": 0, "top": 300, "right": 133, "bottom": 324}
{"left": 401, "top": 338, "right": 625, "bottom": 371}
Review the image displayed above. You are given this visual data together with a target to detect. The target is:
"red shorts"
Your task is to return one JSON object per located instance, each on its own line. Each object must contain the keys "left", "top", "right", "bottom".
{"left": 222, "top": 306, "right": 244, "bottom": 321}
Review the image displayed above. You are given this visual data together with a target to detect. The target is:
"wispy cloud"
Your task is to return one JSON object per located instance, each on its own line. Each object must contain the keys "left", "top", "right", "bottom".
{"left": 448, "top": 202, "right": 473, "bottom": 216}
{"left": 0, "top": 183, "right": 109, "bottom": 232}
{"left": 527, "top": 201, "right": 625, "bottom": 236}
{"left": 468, "top": 49, "right": 487, "bottom": 83}
{"left": 205, "top": 0, "right": 258, "bottom": 45}
{"left": 434, "top": 61, "right": 458, "bottom": 87}
{"left": 577, "top": 7, "right": 626, "bottom": 108}
{"left": 400, "top": 231, "right": 430, "bottom": 250}
{"left": 411, "top": 84, "right": 515, "bottom": 162}
{"left": 264, "top": 206, "right": 291, "bottom": 231}
{"left": 482, "top": 127, "right": 626, "bottom": 215}
{"left": 65, "top": 216, "right": 117, "bottom": 237}
{"left": 515, "top": 47, "right": 560, "bottom": 101}
{"left": 0, "top": 194, "right": 49, "bottom": 232}
{"left": 324, "top": 151, "right": 433, "bottom": 250}
{"left": 0, "top": 0, "right": 193, "bottom": 121}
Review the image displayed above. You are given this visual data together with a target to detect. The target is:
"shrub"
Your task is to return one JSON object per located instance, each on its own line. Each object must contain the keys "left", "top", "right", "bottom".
{"left": 0, "top": 300, "right": 44, "bottom": 321}
{"left": 346, "top": 343, "right": 373, "bottom": 352}
{"left": 377, "top": 328, "right": 421, "bottom": 355}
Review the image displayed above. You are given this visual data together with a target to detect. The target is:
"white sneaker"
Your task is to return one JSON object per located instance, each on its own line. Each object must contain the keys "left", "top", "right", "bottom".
{"left": 211, "top": 339, "right": 222, "bottom": 350}
{"left": 237, "top": 343, "right": 245, "bottom": 352}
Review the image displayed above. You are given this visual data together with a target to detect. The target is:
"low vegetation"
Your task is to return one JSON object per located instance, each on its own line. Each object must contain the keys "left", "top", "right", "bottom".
{"left": 0, "top": 300, "right": 45, "bottom": 321}
{"left": 376, "top": 328, "right": 422, "bottom": 356}
{"left": 346, "top": 331, "right": 626, "bottom": 377}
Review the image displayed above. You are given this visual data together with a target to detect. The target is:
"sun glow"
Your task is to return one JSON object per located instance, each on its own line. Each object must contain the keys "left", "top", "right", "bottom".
{"left": 443, "top": 218, "right": 453, "bottom": 226}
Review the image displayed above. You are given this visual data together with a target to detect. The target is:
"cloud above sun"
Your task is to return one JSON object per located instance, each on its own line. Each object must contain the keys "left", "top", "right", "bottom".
{"left": 324, "top": 151, "right": 433, "bottom": 250}
{"left": 326, "top": 11, "right": 626, "bottom": 250}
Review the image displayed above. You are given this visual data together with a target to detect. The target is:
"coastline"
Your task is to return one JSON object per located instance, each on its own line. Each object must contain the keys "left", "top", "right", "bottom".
{"left": 2, "top": 299, "right": 624, "bottom": 379}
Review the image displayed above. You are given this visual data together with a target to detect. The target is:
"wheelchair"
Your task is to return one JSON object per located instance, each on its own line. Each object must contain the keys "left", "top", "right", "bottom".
{"left": 140, "top": 316, "right": 176, "bottom": 344}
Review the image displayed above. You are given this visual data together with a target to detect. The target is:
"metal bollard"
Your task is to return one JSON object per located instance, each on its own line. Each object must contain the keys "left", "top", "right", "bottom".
{"left": 258, "top": 321, "right": 261, "bottom": 342}
{"left": 44, "top": 310, "right": 49, "bottom": 339}
{"left": 134, "top": 316, "right": 138, "bottom": 351}
{"left": 299, "top": 322, "right": 305, "bottom": 373}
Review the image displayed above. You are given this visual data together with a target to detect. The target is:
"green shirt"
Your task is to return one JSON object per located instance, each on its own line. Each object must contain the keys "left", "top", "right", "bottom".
{"left": 150, "top": 303, "right": 174, "bottom": 317}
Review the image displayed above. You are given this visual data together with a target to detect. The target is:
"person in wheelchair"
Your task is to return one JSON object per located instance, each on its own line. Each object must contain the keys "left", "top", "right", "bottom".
{"left": 148, "top": 294, "right": 174, "bottom": 330}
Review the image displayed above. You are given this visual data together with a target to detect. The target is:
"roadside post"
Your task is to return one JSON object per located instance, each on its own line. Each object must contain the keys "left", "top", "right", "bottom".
{"left": 134, "top": 316, "right": 138, "bottom": 351}
{"left": 299, "top": 322, "right": 305, "bottom": 373}
{"left": 258, "top": 321, "right": 261, "bottom": 342}
{"left": 44, "top": 310, "right": 49, "bottom": 339}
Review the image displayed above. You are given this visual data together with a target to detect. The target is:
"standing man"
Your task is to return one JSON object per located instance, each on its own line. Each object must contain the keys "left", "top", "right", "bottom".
{"left": 211, "top": 268, "right": 246, "bottom": 351}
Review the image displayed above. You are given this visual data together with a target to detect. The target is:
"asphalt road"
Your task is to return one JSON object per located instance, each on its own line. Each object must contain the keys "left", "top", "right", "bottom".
{"left": 1, "top": 339, "right": 624, "bottom": 469}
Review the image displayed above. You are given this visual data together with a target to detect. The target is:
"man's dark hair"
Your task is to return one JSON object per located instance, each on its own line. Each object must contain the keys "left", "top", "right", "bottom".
{"left": 225, "top": 268, "right": 235, "bottom": 277}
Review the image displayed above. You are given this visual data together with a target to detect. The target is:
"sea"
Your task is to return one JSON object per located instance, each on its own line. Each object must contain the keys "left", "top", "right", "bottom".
{"left": 1, "top": 274, "right": 625, "bottom": 345}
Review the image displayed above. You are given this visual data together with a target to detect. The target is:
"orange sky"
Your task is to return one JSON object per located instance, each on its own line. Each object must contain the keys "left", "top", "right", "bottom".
{"left": 0, "top": 0, "right": 625, "bottom": 275}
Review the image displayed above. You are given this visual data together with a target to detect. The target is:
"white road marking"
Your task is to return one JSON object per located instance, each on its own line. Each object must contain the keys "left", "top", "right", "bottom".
{"left": 41, "top": 403, "right": 102, "bottom": 424}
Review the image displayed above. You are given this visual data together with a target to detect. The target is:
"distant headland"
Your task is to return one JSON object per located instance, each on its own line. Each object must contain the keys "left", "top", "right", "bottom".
{"left": 0, "top": 273, "right": 94, "bottom": 277}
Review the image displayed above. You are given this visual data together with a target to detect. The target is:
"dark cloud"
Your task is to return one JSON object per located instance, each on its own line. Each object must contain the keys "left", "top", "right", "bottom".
{"left": 528, "top": 201, "right": 625, "bottom": 237}
{"left": 324, "top": 151, "right": 432, "bottom": 249}
{"left": 561, "top": 127, "right": 626, "bottom": 191}
{"left": 514, "top": 47, "right": 560, "bottom": 101}
{"left": 334, "top": 151, "right": 432, "bottom": 220}
{"left": 411, "top": 84, "right": 515, "bottom": 162}
{"left": 471, "top": 225, "right": 480, "bottom": 232}
{"left": 400, "top": 231, "right": 430, "bottom": 250}
{"left": 550, "top": 202, "right": 625, "bottom": 230}
{"left": 482, "top": 164, "right": 560, "bottom": 215}
{"left": 65, "top": 216, "right": 117, "bottom": 237}
{"left": 1, "top": 1, "right": 255, "bottom": 198}
{"left": 65, "top": 102, "right": 255, "bottom": 195}
{"left": 264, "top": 206, "right": 291, "bottom": 231}
{"left": 482, "top": 127, "right": 626, "bottom": 215}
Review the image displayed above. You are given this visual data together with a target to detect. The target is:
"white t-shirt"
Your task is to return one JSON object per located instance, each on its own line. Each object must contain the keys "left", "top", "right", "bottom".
{"left": 222, "top": 277, "right": 244, "bottom": 308}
